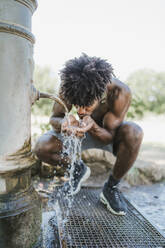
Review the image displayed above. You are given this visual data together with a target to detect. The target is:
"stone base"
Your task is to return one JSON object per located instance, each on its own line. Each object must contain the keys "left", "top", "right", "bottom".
{"left": 0, "top": 201, "right": 42, "bottom": 248}
{"left": 0, "top": 169, "right": 42, "bottom": 248}
{"left": 82, "top": 149, "right": 165, "bottom": 186}
{"left": 81, "top": 149, "right": 115, "bottom": 186}
{"left": 34, "top": 148, "right": 165, "bottom": 187}
{"left": 124, "top": 159, "right": 165, "bottom": 186}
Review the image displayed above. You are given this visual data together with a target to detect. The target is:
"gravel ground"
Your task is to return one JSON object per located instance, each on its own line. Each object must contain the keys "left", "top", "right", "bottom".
{"left": 123, "top": 182, "right": 165, "bottom": 236}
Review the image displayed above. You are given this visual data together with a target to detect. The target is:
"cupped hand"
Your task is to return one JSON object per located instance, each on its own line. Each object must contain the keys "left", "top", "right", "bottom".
{"left": 74, "top": 116, "right": 95, "bottom": 137}
{"left": 61, "top": 115, "right": 79, "bottom": 134}
{"left": 61, "top": 115, "right": 95, "bottom": 138}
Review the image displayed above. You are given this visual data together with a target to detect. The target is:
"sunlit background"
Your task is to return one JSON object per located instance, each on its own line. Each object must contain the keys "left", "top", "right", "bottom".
{"left": 33, "top": 0, "right": 165, "bottom": 80}
{"left": 31, "top": 1, "right": 165, "bottom": 231}
{"left": 31, "top": 0, "right": 165, "bottom": 180}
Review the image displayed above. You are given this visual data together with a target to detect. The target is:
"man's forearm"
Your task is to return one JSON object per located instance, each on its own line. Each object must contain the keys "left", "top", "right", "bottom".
{"left": 49, "top": 117, "right": 63, "bottom": 132}
{"left": 88, "top": 122, "right": 114, "bottom": 144}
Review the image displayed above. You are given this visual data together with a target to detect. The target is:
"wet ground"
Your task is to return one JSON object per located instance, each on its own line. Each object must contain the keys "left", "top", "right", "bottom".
{"left": 33, "top": 177, "right": 165, "bottom": 239}
{"left": 123, "top": 182, "right": 165, "bottom": 236}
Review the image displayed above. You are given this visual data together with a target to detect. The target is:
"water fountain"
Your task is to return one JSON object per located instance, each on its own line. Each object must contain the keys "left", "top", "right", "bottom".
{"left": 0, "top": 2, "right": 71, "bottom": 246}
{"left": 0, "top": 1, "right": 41, "bottom": 247}
{"left": 1, "top": 2, "right": 165, "bottom": 247}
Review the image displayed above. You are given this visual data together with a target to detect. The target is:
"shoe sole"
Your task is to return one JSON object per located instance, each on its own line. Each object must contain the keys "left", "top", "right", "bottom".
{"left": 71, "top": 166, "right": 91, "bottom": 195}
{"left": 100, "top": 192, "right": 126, "bottom": 216}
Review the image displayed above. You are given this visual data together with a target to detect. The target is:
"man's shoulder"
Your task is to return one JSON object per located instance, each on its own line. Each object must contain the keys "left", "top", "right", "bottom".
{"left": 104, "top": 77, "right": 131, "bottom": 110}
{"left": 110, "top": 77, "right": 131, "bottom": 94}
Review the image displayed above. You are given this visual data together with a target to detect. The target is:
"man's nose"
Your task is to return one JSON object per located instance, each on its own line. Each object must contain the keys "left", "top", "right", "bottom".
{"left": 77, "top": 107, "right": 86, "bottom": 115}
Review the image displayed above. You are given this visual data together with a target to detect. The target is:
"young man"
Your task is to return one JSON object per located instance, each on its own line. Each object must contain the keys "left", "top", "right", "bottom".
{"left": 34, "top": 54, "right": 143, "bottom": 215}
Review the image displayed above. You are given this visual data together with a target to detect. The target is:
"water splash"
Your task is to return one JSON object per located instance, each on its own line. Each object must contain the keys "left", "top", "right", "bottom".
{"left": 41, "top": 114, "right": 84, "bottom": 247}
{"left": 56, "top": 130, "right": 83, "bottom": 243}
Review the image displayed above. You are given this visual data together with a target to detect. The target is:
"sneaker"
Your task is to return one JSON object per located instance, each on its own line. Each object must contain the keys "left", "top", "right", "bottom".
{"left": 62, "top": 161, "right": 91, "bottom": 196}
{"left": 100, "top": 182, "right": 127, "bottom": 215}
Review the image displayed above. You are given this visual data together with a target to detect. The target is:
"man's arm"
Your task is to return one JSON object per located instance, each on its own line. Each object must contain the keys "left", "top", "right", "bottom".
{"left": 85, "top": 79, "right": 131, "bottom": 144}
{"left": 49, "top": 99, "right": 72, "bottom": 132}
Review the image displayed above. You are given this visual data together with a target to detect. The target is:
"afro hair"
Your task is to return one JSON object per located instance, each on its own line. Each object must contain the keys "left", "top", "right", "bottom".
{"left": 60, "top": 53, "right": 113, "bottom": 107}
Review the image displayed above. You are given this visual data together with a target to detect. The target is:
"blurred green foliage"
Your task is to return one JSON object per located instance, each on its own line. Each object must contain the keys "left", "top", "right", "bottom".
{"left": 126, "top": 69, "right": 165, "bottom": 118}
{"left": 127, "top": 95, "right": 145, "bottom": 119}
{"left": 32, "top": 66, "right": 165, "bottom": 120}
{"left": 32, "top": 65, "right": 59, "bottom": 116}
{"left": 39, "top": 122, "right": 51, "bottom": 134}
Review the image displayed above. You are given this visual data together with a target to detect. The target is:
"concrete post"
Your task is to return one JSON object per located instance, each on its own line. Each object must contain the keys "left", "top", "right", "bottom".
{"left": 0, "top": 1, "right": 42, "bottom": 247}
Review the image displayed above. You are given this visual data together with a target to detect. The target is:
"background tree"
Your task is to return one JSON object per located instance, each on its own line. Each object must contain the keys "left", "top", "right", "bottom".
{"left": 32, "top": 65, "right": 59, "bottom": 116}
{"left": 126, "top": 69, "right": 165, "bottom": 118}
{"left": 32, "top": 66, "right": 165, "bottom": 119}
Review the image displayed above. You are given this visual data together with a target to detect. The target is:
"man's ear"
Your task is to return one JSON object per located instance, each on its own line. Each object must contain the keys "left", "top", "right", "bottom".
{"left": 114, "top": 87, "right": 121, "bottom": 99}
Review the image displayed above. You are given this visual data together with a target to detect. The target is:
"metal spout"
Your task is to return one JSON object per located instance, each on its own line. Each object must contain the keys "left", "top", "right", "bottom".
{"left": 31, "top": 85, "right": 69, "bottom": 113}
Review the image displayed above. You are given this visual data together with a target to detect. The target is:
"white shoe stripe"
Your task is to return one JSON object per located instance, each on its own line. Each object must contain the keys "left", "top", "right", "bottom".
{"left": 100, "top": 192, "right": 126, "bottom": 216}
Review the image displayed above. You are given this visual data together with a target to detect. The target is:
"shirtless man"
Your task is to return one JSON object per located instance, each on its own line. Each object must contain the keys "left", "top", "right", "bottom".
{"left": 34, "top": 53, "right": 143, "bottom": 215}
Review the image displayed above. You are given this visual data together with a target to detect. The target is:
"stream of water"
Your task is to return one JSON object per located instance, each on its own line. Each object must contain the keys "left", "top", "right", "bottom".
{"left": 41, "top": 116, "right": 84, "bottom": 248}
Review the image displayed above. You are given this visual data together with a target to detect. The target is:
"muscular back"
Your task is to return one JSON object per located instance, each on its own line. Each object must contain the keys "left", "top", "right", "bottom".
{"left": 91, "top": 77, "right": 131, "bottom": 128}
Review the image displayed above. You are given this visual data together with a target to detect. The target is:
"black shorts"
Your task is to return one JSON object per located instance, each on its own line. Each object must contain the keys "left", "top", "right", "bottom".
{"left": 46, "top": 130, "right": 116, "bottom": 156}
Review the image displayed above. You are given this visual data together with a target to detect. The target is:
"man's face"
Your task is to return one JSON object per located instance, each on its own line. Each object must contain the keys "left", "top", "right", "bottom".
{"left": 75, "top": 100, "right": 99, "bottom": 119}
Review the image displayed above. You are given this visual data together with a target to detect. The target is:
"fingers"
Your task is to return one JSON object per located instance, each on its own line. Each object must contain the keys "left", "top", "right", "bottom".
{"left": 61, "top": 124, "right": 68, "bottom": 132}
{"left": 80, "top": 121, "right": 86, "bottom": 127}
{"left": 62, "top": 115, "right": 79, "bottom": 131}
{"left": 61, "top": 115, "right": 93, "bottom": 136}
{"left": 75, "top": 122, "right": 93, "bottom": 133}
{"left": 62, "top": 123, "right": 92, "bottom": 136}
{"left": 62, "top": 126, "right": 78, "bottom": 135}
{"left": 61, "top": 125, "right": 85, "bottom": 138}
{"left": 75, "top": 132, "right": 85, "bottom": 138}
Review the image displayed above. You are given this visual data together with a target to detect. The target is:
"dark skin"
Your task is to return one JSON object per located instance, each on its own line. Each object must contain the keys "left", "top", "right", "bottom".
{"left": 34, "top": 77, "right": 143, "bottom": 180}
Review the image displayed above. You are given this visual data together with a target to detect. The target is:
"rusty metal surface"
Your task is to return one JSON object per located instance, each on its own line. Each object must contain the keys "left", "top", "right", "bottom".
{"left": 56, "top": 187, "right": 165, "bottom": 248}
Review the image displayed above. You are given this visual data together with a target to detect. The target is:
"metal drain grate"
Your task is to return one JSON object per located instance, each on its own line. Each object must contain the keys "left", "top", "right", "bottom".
{"left": 56, "top": 187, "right": 165, "bottom": 248}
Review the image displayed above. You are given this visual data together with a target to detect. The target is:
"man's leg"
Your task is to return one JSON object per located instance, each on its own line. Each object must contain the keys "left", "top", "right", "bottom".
{"left": 100, "top": 121, "right": 143, "bottom": 215}
{"left": 34, "top": 130, "right": 91, "bottom": 195}
{"left": 34, "top": 131, "right": 70, "bottom": 167}
{"left": 53, "top": 130, "right": 111, "bottom": 196}
{"left": 111, "top": 121, "right": 143, "bottom": 180}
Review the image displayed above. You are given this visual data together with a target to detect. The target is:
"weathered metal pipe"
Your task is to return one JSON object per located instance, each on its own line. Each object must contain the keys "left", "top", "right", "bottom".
{"left": 39, "top": 92, "right": 69, "bottom": 113}
{"left": 0, "top": 1, "right": 42, "bottom": 247}
{"left": 31, "top": 84, "right": 69, "bottom": 113}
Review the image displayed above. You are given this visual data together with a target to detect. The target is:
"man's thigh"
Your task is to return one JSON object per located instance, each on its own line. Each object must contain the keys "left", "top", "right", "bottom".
{"left": 36, "top": 130, "right": 114, "bottom": 155}
{"left": 81, "top": 132, "right": 113, "bottom": 154}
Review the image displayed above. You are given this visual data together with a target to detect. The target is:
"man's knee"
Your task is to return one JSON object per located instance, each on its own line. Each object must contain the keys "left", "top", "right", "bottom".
{"left": 34, "top": 139, "right": 49, "bottom": 160}
{"left": 119, "top": 122, "right": 144, "bottom": 145}
{"left": 34, "top": 134, "right": 63, "bottom": 160}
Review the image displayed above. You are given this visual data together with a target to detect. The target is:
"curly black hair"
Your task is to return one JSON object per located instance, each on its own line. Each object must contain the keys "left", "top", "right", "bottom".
{"left": 60, "top": 53, "right": 113, "bottom": 107}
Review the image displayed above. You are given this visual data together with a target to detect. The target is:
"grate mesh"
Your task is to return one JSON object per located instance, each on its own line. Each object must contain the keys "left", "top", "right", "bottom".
{"left": 56, "top": 187, "right": 165, "bottom": 248}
